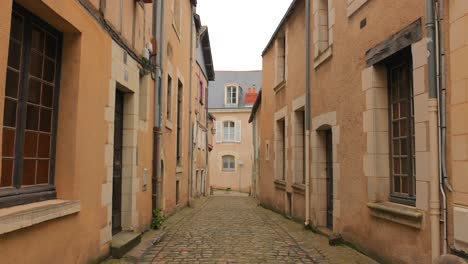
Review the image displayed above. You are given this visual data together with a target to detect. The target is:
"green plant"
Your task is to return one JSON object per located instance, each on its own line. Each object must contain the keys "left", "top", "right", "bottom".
{"left": 151, "top": 209, "right": 165, "bottom": 230}
{"left": 226, "top": 187, "right": 232, "bottom": 191}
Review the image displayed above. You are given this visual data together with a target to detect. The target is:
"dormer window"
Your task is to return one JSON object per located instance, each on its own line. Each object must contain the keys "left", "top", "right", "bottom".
{"left": 225, "top": 85, "right": 238, "bottom": 106}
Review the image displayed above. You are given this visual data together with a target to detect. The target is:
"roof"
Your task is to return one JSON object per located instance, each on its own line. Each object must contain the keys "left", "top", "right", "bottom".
{"left": 200, "top": 26, "right": 215, "bottom": 81}
{"left": 262, "top": 0, "right": 301, "bottom": 56}
{"left": 248, "top": 90, "right": 262, "bottom": 123}
{"left": 208, "top": 71, "right": 262, "bottom": 109}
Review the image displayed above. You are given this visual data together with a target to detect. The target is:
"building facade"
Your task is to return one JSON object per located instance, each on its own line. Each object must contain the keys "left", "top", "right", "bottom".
{"left": 0, "top": 0, "right": 155, "bottom": 262}
{"left": 0, "top": 0, "right": 214, "bottom": 263}
{"left": 253, "top": 0, "right": 468, "bottom": 263}
{"left": 208, "top": 71, "right": 261, "bottom": 193}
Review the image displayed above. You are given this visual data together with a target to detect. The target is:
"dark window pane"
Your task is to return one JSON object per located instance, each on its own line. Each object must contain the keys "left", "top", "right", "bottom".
{"left": 30, "top": 51, "right": 43, "bottom": 78}
{"left": 38, "top": 134, "right": 51, "bottom": 158}
{"left": 393, "top": 158, "right": 400, "bottom": 174}
{"left": 392, "top": 103, "right": 399, "bottom": 119}
{"left": 3, "top": 99, "right": 17, "bottom": 128}
{"left": 392, "top": 121, "right": 399, "bottom": 137}
{"left": 401, "top": 176, "right": 409, "bottom": 194}
{"left": 6, "top": 69, "right": 19, "bottom": 98}
{"left": 8, "top": 40, "right": 21, "bottom": 69}
{"left": 0, "top": 159, "right": 14, "bottom": 187}
{"left": 10, "top": 13, "right": 23, "bottom": 41}
{"left": 41, "top": 84, "right": 54, "bottom": 107}
{"left": 393, "top": 140, "right": 400, "bottom": 155}
{"left": 43, "top": 58, "right": 55, "bottom": 82}
{"left": 45, "top": 34, "right": 56, "bottom": 59}
{"left": 400, "top": 101, "right": 408, "bottom": 118}
{"left": 391, "top": 84, "right": 398, "bottom": 102}
{"left": 2, "top": 128, "right": 16, "bottom": 157}
{"left": 31, "top": 26, "right": 44, "bottom": 52}
{"left": 26, "top": 105, "right": 39, "bottom": 130}
{"left": 28, "top": 78, "right": 42, "bottom": 104}
{"left": 400, "top": 120, "right": 407, "bottom": 135}
{"left": 39, "top": 108, "right": 52, "bottom": 132}
{"left": 22, "top": 159, "right": 36, "bottom": 185}
{"left": 401, "top": 138, "right": 408, "bottom": 155}
{"left": 401, "top": 158, "right": 408, "bottom": 175}
{"left": 36, "top": 160, "right": 49, "bottom": 184}
{"left": 394, "top": 176, "right": 401, "bottom": 193}
{"left": 24, "top": 132, "right": 38, "bottom": 158}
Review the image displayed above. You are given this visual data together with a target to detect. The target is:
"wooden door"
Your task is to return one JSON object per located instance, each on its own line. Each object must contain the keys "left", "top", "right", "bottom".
{"left": 112, "top": 90, "right": 124, "bottom": 235}
{"left": 325, "top": 130, "right": 333, "bottom": 230}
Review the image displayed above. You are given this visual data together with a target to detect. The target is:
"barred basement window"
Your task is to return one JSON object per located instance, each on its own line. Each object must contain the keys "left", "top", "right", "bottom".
{"left": 1, "top": 4, "right": 62, "bottom": 208}
{"left": 387, "top": 49, "right": 415, "bottom": 205}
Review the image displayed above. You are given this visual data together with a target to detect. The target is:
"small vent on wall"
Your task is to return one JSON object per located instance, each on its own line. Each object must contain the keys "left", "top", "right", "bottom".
{"left": 360, "top": 18, "right": 367, "bottom": 29}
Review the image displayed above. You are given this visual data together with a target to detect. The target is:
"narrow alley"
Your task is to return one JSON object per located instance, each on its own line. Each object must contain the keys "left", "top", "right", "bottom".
{"left": 137, "top": 194, "right": 376, "bottom": 263}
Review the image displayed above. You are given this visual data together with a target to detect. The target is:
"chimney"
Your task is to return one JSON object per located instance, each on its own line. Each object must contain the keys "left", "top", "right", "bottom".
{"left": 245, "top": 85, "right": 258, "bottom": 105}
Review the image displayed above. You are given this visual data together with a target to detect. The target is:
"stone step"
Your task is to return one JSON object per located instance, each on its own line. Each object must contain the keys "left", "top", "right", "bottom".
{"left": 110, "top": 231, "right": 141, "bottom": 259}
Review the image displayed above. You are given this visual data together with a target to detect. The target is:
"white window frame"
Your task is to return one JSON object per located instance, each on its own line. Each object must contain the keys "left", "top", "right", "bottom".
{"left": 225, "top": 85, "right": 239, "bottom": 106}
{"left": 223, "top": 121, "right": 236, "bottom": 142}
{"left": 222, "top": 155, "right": 236, "bottom": 171}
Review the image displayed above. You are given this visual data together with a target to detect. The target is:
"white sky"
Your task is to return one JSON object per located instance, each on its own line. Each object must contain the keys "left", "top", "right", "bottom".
{"left": 197, "top": 0, "right": 294, "bottom": 71}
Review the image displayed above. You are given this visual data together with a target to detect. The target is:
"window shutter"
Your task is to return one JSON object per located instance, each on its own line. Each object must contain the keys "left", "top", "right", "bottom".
{"left": 193, "top": 123, "right": 197, "bottom": 144}
{"left": 216, "top": 121, "right": 222, "bottom": 143}
{"left": 235, "top": 120, "right": 241, "bottom": 142}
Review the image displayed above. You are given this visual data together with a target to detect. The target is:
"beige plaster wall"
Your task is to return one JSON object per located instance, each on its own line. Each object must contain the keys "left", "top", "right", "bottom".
{"left": 209, "top": 110, "right": 253, "bottom": 193}
{"left": 447, "top": 0, "right": 468, "bottom": 255}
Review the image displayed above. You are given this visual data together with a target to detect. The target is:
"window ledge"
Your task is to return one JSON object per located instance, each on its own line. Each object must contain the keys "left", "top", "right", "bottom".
{"left": 274, "top": 180, "right": 287, "bottom": 190}
{"left": 165, "top": 120, "right": 173, "bottom": 130}
{"left": 0, "top": 200, "right": 80, "bottom": 235}
{"left": 314, "top": 46, "right": 333, "bottom": 69}
{"left": 367, "top": 202, "right": 423, "bottom": 229}
{"left": 176, "top": 166, "right": 183, "bottom": 173}
{"left": 273, "top": 80, "right": 286, "bottom": 93}
{"left": 292, "top": 184, "right": 306, "bottom": 194}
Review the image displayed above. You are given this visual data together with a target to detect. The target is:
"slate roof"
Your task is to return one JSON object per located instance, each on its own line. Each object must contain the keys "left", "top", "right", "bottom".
{"left": 208, "top": 71, "right": 262, "bottom": 109}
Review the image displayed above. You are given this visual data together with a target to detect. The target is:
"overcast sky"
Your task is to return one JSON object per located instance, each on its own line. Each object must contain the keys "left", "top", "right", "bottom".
{"left": 197, "top": 0, "right": 294, "bottom": 71}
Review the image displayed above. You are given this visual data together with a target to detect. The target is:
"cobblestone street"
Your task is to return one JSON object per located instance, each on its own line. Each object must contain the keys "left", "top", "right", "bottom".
{"left": 139, "top": 195, "right": 378, "bottom": 264}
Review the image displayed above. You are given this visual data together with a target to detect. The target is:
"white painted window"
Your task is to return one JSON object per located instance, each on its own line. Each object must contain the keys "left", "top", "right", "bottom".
{"left": 223, "top": 121, "right": 235, "bottom": 142}
{"left": 222, "top": 155, "right": 235, "bottom": 171}
{"left": 225, "top": 86, "right": 238, "bottom": 106}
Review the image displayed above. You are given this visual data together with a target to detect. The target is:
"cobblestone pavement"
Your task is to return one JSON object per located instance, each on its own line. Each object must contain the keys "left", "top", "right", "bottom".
{"left": 139, "top": 196, "right": 378, "bottom": 264}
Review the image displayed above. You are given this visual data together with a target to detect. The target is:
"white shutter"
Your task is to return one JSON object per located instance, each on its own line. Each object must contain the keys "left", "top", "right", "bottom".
{"left": 235, "top": 120, "right": 241, "bottom": 142}
{"left": 216, "top": 121, "right": 222, "bottom": 143}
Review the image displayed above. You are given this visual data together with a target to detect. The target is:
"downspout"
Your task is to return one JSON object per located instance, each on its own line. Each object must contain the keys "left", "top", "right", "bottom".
{"left": 436, "top": 0, "right": 453, "bottom": 255}
{"left": 153, "top": 0, "right": 165, "bottom": 210}
{"left": 304, "top": 0, "right": 311, "bottom": 228}
{"left": 426, "top": 0, "right": 441, "bottom": 260}
{"left": 205, "top": 87, "right": 209, "bottom": 196}
{"left": 188, "top": 4, "right": 195, "bottom": 206}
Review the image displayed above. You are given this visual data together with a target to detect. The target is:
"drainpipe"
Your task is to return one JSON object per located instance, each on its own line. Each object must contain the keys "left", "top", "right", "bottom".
{"left": 304, "top": 0, "right": 311, "bottom": 228}
{"left": 205, "top": 87, "right": 209, "bottom": 196}
{"left": 188, "top": 4, "right": 195, "bottom": 206}
{"left": 436, "top": 0, "right": 453, "bottom": 255}
{"left": 426, "top": 0, "right": 441, "bottom": 260}
{"left": 153, "top": 0, "right": 165, "bottom": 210}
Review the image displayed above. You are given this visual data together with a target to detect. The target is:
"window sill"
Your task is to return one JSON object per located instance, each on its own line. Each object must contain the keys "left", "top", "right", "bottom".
{"left": 367, "top": 202, "right": 423, "bottom": 229}
{"left": 0, "top": 200, "right": 80, "bottom": 235}
{"left": 176, "top": 166, "right": 183, "bottom": 173}
{"left": 314, "top": 46, "right": 333, "bottom": 69}
{"left": 292, "top": 184, "right": 305, "bottom": 194}
{"left": 165, "top": 120, "right": 173, "bottom": 130}
{"left": 273, "top": 80, "right": 286, "bottom": 93}
{"left": 274, "top": 180, "right": 286, "bottom": 190}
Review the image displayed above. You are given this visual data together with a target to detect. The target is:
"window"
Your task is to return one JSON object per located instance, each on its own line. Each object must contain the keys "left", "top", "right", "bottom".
{"left": 222, "top": 155, "right": 235, "bottom": 171}
{"left": 166, "top": 75, "right": 172, "bottom": 121}
{"left": 294, "top": 110, "right": 305, "bottom": 184}
{"left": 176, "top": 80, "right": 183, "bottom": 165}
{"left": 276, "top": 32, "right": 286, "bottom": 84}
{"left": 387, "top": 50, "right": 415, "bottom": 204}
{"left": 199, "top": 81, "right": 203, "bottom": 104}
{"left": 225, "top": 86, "right": 237, "bottom": 106}
{"left": 317, "top": 0, "right": 329, "bottom": 54}
{"left": 1, "top": 4, "right": 62, "bottom": 208}
{"left": 276, "top": 119, "right": 286, "bottom": 180}
{"left": 173, "top": 0, "right": 181, "bottom": 35}
{"left": 223, "top": 121, "right": 235, "bottom": 142}
{"left": 176, "top": 180, "right": 180, "bottom": 205}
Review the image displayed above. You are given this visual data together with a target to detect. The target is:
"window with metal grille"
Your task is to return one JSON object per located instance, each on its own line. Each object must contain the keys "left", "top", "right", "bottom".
{"left": 1, "top": 4, "right": 62, "bottom": 208}
{"left": 387, "top": 49, "right": 415, "bottom": 205}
